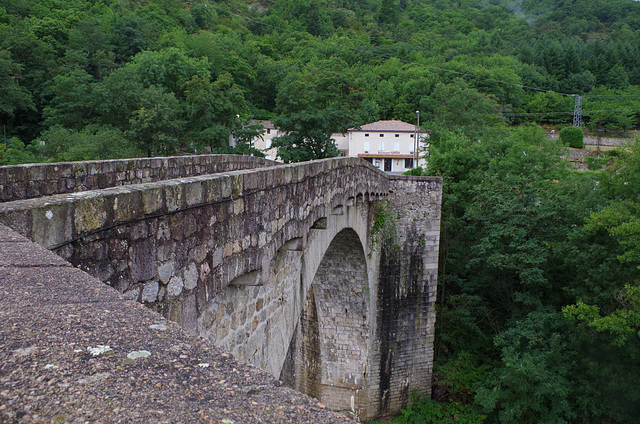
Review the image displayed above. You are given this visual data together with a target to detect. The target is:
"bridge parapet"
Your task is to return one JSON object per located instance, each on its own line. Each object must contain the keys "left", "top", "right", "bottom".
{"left": 0, "top": 154, "right": 276, "bottom": 202}
{"left": 0, "top": 156, "right": 388, "bottom": 305}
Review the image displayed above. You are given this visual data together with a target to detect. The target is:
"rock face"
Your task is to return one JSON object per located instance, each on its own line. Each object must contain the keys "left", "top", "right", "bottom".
{"left": 0, "top": 155, "right": 442, "bottom": 420}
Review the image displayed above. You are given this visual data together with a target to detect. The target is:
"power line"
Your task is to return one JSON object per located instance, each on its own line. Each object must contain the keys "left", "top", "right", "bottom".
{"left": 504, "top": 109, "right": 640, "bottom": 116}
{"left": 583, "top": 94, "right": 640, "bottom": 98}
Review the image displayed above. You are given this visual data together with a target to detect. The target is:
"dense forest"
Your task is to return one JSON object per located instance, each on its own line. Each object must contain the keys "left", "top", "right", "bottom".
{"left": 2, "top": 0, "right": 640, "bottom": 423}
{"left": 3, "top": 0, "right": 640, "bottom": 162}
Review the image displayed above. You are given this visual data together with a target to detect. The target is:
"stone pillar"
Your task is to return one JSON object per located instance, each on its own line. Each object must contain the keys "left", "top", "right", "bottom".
{"left": 375, "top": 176, "right": 442, "bottom": 416}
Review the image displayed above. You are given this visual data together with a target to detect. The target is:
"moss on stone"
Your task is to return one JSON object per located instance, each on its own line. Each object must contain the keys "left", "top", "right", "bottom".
{"left": 74, "top": 193, "right": 107, "bottom": 234}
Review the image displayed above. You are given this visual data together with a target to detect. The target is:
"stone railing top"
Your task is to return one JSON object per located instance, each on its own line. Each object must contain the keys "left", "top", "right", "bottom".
{"left": 0, "top": 154, "right": 278, "bottom": 202}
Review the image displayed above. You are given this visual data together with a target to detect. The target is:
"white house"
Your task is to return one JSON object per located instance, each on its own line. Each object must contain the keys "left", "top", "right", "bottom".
{"left": 345, "top": 120, "right": 427, "bottom": 173}
{"left": 247, "top": 119, "right": 428, "bottom": 173}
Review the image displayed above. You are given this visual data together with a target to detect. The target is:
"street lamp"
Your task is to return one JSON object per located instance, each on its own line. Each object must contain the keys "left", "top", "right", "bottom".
{"left": 414, "top": 110, "right": 420, "bottom": 167}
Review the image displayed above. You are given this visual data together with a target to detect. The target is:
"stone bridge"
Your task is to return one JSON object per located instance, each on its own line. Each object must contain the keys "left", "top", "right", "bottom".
{"left": 0, "top": 155, "right": 442, "bottom": 420}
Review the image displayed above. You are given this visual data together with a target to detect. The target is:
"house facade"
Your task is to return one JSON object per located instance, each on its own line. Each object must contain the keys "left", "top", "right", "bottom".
{"left": 249, "top": 120, "right": 280, "bottom": 160}
{"left": 344, "top": 120, "right": 427, "bottom": 173}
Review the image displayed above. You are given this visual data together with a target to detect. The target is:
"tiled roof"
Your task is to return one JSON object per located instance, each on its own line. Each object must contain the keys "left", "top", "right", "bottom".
{"left": 351, "top": 120, "right": 417, "bottom": 132}
{"left": 249, "top": 119, "right": 277, "bottom": 129}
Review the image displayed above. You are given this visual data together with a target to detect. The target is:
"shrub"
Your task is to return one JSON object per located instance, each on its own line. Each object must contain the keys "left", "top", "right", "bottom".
{"left": 559, "top": 126, "right": 584, "bottom": 148}
{"left": 403, "top": 166, "right": 426, "bottom": 176}
{"left": 586, "top": 156, "right": 607, "bottom": 171}
{"left": 394, "top": 393, "right": 485, "bottom": 424}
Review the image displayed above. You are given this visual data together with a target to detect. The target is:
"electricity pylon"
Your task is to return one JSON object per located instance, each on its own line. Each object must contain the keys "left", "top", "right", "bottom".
{"left": 572, "top": 95, "right": 582, "bottom": 127}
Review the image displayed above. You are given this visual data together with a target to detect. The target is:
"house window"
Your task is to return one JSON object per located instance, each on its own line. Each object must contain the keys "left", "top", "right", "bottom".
{"left": 395, "top": 134, "right": 400, "bottom": 137}
{"left": 379, "top": 141, "right": 384, "bottom": 151}
{"left": 405, "top": 158, "right": 414, "bottom": 168}
{"left": 394, "top": 142, "right": 399, "bottom": 152}
{"left": 266, "top": 138, "right": 272, "bottom": 149}
{"left": 267, "top": 129, "right": 271, "bottom": 134}
{"left": 364, "top": 141, "right": 370, "bottom": 152}
{"left": 410, "top": 134, "right": 414, "bottom": 138}
{"left": 373, "top": 158, "right": 381, "bottom": 167}
{"left": 365, "top": 133, "right": 369, "bottom": 137}
{"left": 379, "top": 133, "right": 384, "bottom": 137}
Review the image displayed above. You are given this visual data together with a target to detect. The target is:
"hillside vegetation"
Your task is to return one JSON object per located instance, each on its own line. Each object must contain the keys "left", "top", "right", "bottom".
{"left": 2, "top": 1, "right": 640, "bottom": 423}
{"left": 2, "top": 0, "right": 640, "bottom": 162}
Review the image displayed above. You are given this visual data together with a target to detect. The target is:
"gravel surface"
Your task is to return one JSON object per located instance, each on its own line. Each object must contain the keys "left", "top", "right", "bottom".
{"left": 0, "top": 223, "right": 356, "bottom": 424}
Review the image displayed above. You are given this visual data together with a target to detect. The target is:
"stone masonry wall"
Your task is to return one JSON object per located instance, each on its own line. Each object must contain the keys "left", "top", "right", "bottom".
{"left": 0, "top": 158, "right": 389, "bottom": 395}
{"left": 0, "top": 154, "right": 276, "bottom": 202}
{"left": 375, "top": 176, "right": 442, "bottom": 414}
{"left": 280, "top": 228, "right": 372, "bottom": 419}
{"left": 199, "top": 247, "right": 305, "bottom": 377}
{"left": 311, "top": 229, "right": 370, "bottom": 415}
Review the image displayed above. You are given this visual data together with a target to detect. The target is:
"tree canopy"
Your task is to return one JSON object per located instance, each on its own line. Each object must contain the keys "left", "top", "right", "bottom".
{"left": 3, "top": 0, "right": 640, "bottom": 163}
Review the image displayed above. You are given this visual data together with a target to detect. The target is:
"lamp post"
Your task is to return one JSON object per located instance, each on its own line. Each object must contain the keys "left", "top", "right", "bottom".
{"left": 414, "top": 110, "right": 420, "bottom": 167}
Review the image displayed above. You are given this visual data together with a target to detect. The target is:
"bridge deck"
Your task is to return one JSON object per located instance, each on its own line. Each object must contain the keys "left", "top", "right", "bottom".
{"left": 0, "top": 222, "right": 355, "bottom": 424}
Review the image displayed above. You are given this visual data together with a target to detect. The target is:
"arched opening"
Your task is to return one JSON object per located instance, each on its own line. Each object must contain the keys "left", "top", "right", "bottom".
{"left": 280, "top": 228, "right": 371, "bottom": 416}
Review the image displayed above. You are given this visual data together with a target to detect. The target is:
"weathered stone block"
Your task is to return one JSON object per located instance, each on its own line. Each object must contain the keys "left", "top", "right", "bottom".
{"left": 142, "top": 281, "right": 159, "bottom": 303}
{"left": 73, "top": 192, "right": 107, "bottom": 234}
{"left": 26, "top": 165, "right": 45, "bottom": 182}
{"left": 158, "top": 261, "right": 174, "bottom": 284}
{"left": 112, "top": 189, "right": 143, "bottom": 222}
{"left": 184, "top": 180, "right": 203, "bottom": 206}
{"left": 31, "top": 201, "right": 73, "bottom": 249}
{"left": 165, "top": 182, "right": 183, "bottom": 212}
{"left": 142, "top": 186, "right": 164, "bottom": 215}
{"left": 130, "top": 237, "right": 157, "bottom": 283}
{"left": 183, "top": 262, "right": 198, "bottom": 291}
{"left": 5, "top": 167, "right": 26, "bottom": 184}
{"left": 167, "top": 275, "right": 184, "bottom": 298}
{"left": 182, "top": 294, "right": 198, "bottom": 334}
{"left": 202, "top": 178, "right": 222, "bottom": 202}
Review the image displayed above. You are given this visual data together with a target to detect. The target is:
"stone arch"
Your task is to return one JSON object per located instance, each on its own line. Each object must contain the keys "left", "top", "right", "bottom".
{"left": 280, "top": 228, "right": 371, "bottom": 417}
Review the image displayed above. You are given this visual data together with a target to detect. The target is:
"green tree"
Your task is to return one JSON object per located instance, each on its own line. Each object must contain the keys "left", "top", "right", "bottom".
{"left": 476, "top": 311, "right": 575, "bottom": 424}
{"left": 525, "top": 92, "right": 574, "bottom": 126}
{"left": 183, "top": 73, "right": 248, "bottom": 151}
{"left": 377, "top": 0, "right": 399, "bottom": 25}
{"left": 35, "top": 124, "right": 135, "bottom": 161}
{"left": 564, "top": 284, "right": 640, "bottom": 346}
{"left": 126, "top": 85, "right": 184, "bottom": 157}
{"left": 0, "top": 49, "right": 34, "bottom": 138}
{"left": 128, "top": 47, "right": 210, "bottom": 97}
{"left": 424, "top": 79, "right": 503, "bottom": 139}
{"left": 272, "top": 60, "right": 361, "bottom": 162}
{"left": 92, "top": 66, "right": 145, "bottom": 130}
{"left": 42, "top": 69, "right": 95, "bottom": 129}
{"left": 558, "top": 126, "right": 584, "bottom": 148}
{"left": 0, "top": 136, "right": 36, "bottom": 165}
